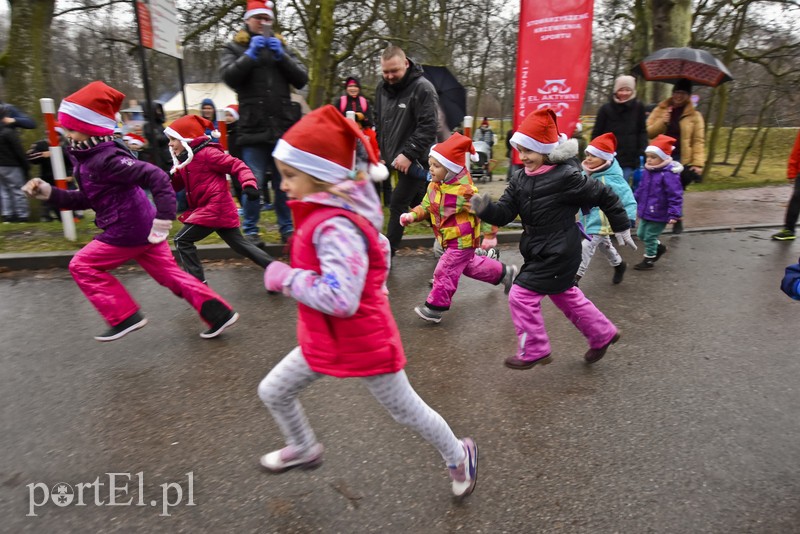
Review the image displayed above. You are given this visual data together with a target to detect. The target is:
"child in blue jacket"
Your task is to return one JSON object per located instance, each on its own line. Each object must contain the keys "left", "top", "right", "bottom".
{"left": 577, "top": 133, "right": 638, "bottom": 285}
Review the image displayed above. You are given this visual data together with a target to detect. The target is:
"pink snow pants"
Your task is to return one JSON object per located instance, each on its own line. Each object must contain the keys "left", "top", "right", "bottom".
{"left": 427, "top": 247, "right": 504, "bottom": 309}
{"left": 507, "top": 284, "right": 617, "bottom": 361}
{"left": 69, "top": 239, "right": 230, "bottom": 327}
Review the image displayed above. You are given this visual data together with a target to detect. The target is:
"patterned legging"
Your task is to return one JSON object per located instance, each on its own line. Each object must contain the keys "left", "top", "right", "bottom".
{"left": 258, "top": 347, "right": 465, "bottom": 466}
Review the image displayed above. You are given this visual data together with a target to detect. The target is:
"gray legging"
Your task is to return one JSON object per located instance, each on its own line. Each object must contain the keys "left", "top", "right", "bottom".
{"left": 0, "top": 166, "right": 29, "bottom": 219}
{"left": 258, "top": 347, "right": 465, "bottom": 466}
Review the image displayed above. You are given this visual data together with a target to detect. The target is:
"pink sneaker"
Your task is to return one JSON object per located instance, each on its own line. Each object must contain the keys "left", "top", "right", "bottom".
{"left": 448, "top": 438, "right": 478, "bottom": 498}
{"left": 259, "top": 443, "right": 324, "bottom": 473}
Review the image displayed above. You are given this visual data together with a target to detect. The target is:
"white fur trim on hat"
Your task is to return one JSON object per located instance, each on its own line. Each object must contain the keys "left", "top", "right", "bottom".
{"left": 58, "top": 100, "right": 117, "bottom": 131}
{"left": 645, "top": 145, "right": 669, "bottom": 161}
{"left": 273, "top": 138, "right": 350, "bottom": 184}
{"left": 224, "top": 107, "right": 239, "bottom": 121}
{"left": 509, "top": 131, "right": 557, "bottom": 155}
{"left": 163, "top": 126, "right": 191, "bottom": 142}
{"left": 586, "top": 145, "right": 616, "bottom": 161}
{"left": 429, "top": 148, "right": 464, "bottom": 174}
{"left": 244, "top": 1, "right": 274, "bottom": 20}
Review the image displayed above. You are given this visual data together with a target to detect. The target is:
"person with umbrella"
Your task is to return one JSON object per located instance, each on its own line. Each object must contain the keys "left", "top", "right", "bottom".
{"left": 646, "top": 79, "right": 706, "bottom": 233}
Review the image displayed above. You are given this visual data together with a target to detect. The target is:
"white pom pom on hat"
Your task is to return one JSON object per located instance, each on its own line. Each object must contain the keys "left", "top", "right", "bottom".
{"left": 272, "top": 105, "right": 389, "bottom": 183}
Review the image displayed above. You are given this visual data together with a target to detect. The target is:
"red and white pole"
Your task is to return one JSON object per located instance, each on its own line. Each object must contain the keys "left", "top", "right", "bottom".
{"left": 463, "top": 115, "right": 473, "bottom": 169}
{"left": 39, "top": 98, "right": 76, "bottom": 241}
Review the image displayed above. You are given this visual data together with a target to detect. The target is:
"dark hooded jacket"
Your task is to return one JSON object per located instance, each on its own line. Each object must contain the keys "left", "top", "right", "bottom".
{"left": 477, "top": 139, "right": 630, "bottom": 294}
{"left": 374, "top": 59, "right": 439, "bottom": 168}
{"left": 591, "top": 97, "right": 648, "bottom": 169}
{"left": 219, "top": 29, "right": 308, "bottom": 147}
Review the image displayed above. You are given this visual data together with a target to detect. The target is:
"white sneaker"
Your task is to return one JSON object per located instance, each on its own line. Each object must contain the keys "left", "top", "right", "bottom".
{"left": 259, "top": 443, "right": 324, "bottom": 473}
{"left": 448, "top": 438, "right": 478, "bottom": 498}
{"left": 501, "top": 264, "right": 519, "bottom": 294}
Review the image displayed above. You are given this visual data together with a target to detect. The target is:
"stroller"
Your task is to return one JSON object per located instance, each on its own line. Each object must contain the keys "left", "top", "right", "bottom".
{"left": 471, "top": 141, "right": 493, "bottom": 183}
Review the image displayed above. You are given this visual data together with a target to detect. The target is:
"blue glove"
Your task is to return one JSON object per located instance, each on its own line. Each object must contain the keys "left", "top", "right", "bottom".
{"left": 265, "top": 37, "right": 284, "bottom": 60}
{"left": 245, "top": 36, "right": 268, "bottom": 60}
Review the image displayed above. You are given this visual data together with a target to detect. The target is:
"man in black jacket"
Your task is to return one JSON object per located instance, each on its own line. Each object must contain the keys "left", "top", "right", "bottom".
{"left": 0, "top": 103, "right": 35, "bottom": 222}
{"left": 219, "top": 0, "right": 308, "bottom": 245}
{"left": 375, "top": 45, "right": 439, "bottom": 255}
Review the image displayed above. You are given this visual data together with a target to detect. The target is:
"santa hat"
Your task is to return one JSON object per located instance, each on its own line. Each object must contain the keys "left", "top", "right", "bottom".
{"left": 123, "top": 132, "right": 146, "bottom": 148}
{"left": 272, "top": 105, "right": 388, "bottom": 183}
{"left": 224, "top": 104, "right": 240, "bottom": 121}
{"left": 244, "top": 0, "right": 273, "bottom": 20}
{"left": 58, "top": 81, "right": 124, "bottom": 136}
{"left": 54, "top": 122, "right": 65, "bottom": 136}
{"left": 430, "top": 132, "right": 479, "bottom": 174}
{"left": 509, "top": 108, "right": 567, "bottom": 155}
{"left": 645, "top": 134, "right": 676, "bottom": 161}
{"left": 164, "top": 115, "right": 220, "bottom": 171}
{"left": 585, "top": 132, "right": 617, "bottom": 161}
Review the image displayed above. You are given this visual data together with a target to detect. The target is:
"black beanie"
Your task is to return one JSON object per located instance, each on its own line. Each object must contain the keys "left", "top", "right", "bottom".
{"left": 673, "top": 79, "right": 693, "bottom": 93}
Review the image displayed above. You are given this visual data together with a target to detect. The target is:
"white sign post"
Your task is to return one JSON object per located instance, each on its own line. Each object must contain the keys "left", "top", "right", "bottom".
{"left": 39, "top": 98, "right": 77, "bottom": 241}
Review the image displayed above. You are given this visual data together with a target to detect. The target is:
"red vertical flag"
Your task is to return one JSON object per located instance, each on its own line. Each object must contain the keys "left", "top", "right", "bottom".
{"left": 513, "top": 0, "right": 593, "bottom": 162}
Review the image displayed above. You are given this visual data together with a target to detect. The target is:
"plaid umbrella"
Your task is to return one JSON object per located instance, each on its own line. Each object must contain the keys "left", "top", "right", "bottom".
{"left": 632, "top": 47, "right": 733, "bottom": 87}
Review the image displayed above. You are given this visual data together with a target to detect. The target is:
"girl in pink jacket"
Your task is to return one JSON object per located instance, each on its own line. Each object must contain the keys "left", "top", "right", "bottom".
{"left": 258, "top": 106, "right": 478, "bottom": 499}
{"left": 165, "top": 115, "right": 273, "bottom": 283}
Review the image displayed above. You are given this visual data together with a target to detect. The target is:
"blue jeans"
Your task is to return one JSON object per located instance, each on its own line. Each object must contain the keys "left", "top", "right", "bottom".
{"left": 241, "top": 145, "right": 292, "bottom": 238}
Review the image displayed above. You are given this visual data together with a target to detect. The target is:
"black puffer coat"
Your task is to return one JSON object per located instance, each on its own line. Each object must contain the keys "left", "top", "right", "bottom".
{"left": 374, "top": 59, "right": 439, "bottom": 167}
{"left": 478, "top": 140, "right": 630, "bottom": 294}
{"left": 591, "top": 98, "right": 648, "bottom": 169}
{"left": 220, "top": 30, "right": 308, "bottom": 147}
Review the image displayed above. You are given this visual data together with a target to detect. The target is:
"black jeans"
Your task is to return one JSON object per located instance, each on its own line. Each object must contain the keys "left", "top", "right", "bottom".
{"left": 174, "top": 224, "right": 273, "bottom": 282}
{"left": 386, "top": 171, "right": 426, "bottom": 253}
{"left": 784, "top": 175, "right": 800, "bottom": 232}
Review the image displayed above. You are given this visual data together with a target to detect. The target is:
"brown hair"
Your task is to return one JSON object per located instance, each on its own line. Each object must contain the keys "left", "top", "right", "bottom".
{"left": 381, "top": 45, "right": 406, "bottom": 62}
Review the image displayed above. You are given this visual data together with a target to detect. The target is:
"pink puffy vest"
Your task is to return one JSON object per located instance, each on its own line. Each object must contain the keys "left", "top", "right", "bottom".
{"left": 289, "top": 201, "right": 406, "bottom": 378}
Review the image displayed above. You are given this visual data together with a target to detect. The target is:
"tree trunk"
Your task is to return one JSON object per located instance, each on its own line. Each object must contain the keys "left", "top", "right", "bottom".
{"left": 650, "top": 0, "right": 692, "bottom": 102}
{"left": 732, "top": 92, "right": 774, "bottom": 177}
{"left": 632, "top": 0, "right": 653, "bottom": 103}
{"left": 723, "top": 125, "right": 738, "bottom": 163}
{"left": 1, "top": 0, "right": 55, "bottom": 135}
{"left": 752, "top": 126, "right": 769, "bottom": 175}
{"left": 305, "top": 0, "right": 336, "bottom": 108}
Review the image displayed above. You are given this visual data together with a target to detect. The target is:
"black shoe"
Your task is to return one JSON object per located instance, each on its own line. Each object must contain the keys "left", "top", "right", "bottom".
{"left": 584, "top": 332, "right": 621, "bottom": 364}
{"left": 672, "top": 220, "right": 683, "bottom": 234}
{"left": 634, "top": 258, "right": 655, "bottom": 270}
{"left": 654, "top": 244, "right": 667, "bottom": 262}
{"left": 94, "top": 311, "right": 147, "bottom": 342}
{"left": 612, "top": 261, "right": 626, "bottom": 284}
{"left": 199, "top": 299, "right": 239, "bottom": 339}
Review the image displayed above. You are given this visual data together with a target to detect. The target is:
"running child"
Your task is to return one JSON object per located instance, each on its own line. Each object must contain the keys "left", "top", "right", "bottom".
{"left": 258, "top": 105, "right": 478, "bottom": 499}
{"left": 399, "top": 132, "right": 518, "bottom": 323}
{"left": 633, "top": 134, "right": 683, "bottom": 270}
{"left": 22, "top": 81, "right": 239, "bottom": 341}
{"left": 471, "top": 109, "right": 637, "bottom": 369}
{"left": 576, "top": 132, "right": 637, "bottom": 285}
{"left": 165, "top": 114, "right": 273, "bottom": 283}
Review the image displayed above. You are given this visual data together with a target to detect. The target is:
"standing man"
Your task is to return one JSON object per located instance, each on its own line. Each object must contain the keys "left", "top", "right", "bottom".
{"left": 219, "top": 0, "right": 308, "bottom": 245}
{"left": 375, "top": 45, "right": 439, "bottom": 255}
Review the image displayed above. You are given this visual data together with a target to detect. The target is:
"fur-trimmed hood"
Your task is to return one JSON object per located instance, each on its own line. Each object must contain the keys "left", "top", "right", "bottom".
{"left": 548, "top": 138, "right": 579, "bottom": 163}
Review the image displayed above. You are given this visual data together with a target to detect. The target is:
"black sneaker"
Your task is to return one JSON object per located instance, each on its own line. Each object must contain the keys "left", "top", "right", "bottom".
{"left": 654, "top": 243, "right": 667, "bottom": 262}
{"left": 772, "top": 229, "right": 796, "bottom": 241}
{"left": 200, "top": 310, "right": 239, "bottom": 339}
{"left": 634, "top": 258, "right": 655, "bottom": 270}
{"left": 199, "top": 299, "right": 239, "bottom": 338}
{"left": 94, "top": 311, "right": 147, "bottom": 342}
{"left": 612, "top": 261, "right": 627, "bottom": 284}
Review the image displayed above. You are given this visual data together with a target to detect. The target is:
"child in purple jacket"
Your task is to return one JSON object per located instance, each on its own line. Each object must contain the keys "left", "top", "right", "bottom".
{"left": 633, "top": 135, "right": 684, "bottom": 270}
{"left": 22, "top": 81, "right": 239, "bottom": 342}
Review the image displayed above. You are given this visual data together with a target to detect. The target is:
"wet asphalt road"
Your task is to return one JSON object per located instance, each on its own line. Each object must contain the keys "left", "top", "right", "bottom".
{"left": 1, "top": 229, "right": 799, "bottom": 533}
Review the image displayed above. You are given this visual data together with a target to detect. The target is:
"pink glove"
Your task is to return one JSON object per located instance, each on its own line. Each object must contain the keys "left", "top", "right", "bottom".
{"left": 481, "top": 237, "right": 497, "bottom": 250}
{"left": 264, "top": 261, "right": 292, "bottom": 293}
{"left": 147, "top": 218, "right": 172, "bottom": 244}
{"left": 399, "top": 213, "right": 414, "bottom": 227}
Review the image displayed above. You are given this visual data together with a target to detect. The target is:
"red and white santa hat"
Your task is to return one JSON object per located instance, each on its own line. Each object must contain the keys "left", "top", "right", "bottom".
{"left": 645, "top": 134, "right": 677, "bottom": 161}
{"left": 430, "top": 132, "right": 479, "bottom": 174}
{"left": 272, "top": 105, "right": 388, "bottom": 183}
{"left": 244, "top": 0, "right": 274, "bottom": 20}
{"left": 164, "top": 115, "right": 220, "bottom": 171}
{"left": 123, "top": 132, "right": 146, "bottom": 148}
{"left": 223, "top": 104, "right": 239, "bottom": 121}
{"left": 509, "top": 108, "right": 566, "bottom": 155}
{"left": 58, "top": 81, "right": 125, "bottom": 137}
{"left": 585, "top": 132, "right": 617, "bottom": 161}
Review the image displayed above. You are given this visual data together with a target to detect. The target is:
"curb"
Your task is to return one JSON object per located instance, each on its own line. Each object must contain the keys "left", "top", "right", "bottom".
{"left": 0, "top": 224, "right": 784, "bottom": 272}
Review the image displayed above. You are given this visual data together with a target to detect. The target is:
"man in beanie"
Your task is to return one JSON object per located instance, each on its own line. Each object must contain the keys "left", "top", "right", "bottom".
{"left": 592, "top": 75, "right": 648, "bottom": 188}
{"left": 22, "top": 81, "right": 239, "bottom": 342}
{"left": 220, "top": 0, "right": 308, "bottom": 245}
{"left": 375, "top": 45, "right": 440, "bottom": 255}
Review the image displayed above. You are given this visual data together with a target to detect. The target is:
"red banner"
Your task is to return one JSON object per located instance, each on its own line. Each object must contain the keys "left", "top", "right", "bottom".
{"left": 513, "top": 0, "right": 593, "bottom": 163}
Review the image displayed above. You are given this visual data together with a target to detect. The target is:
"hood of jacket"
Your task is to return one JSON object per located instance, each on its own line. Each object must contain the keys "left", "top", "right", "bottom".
{"left": 548, "top": 138, "right": 579, "bottom": 164}
{"left": 302, "top": 179, "right": 384, "bottom": 232}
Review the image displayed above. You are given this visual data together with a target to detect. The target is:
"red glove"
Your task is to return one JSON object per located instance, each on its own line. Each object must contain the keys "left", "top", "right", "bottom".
{"left": 264, "top": 261, "right": 292, "bottom": 293}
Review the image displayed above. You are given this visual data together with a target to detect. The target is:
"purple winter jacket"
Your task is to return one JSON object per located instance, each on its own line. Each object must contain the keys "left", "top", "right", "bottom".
{"left": 634, "top": 164, "right": 683, "bottom": 223}
{"left": 49, "top": 141, "right": 176, "bottom": 247}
